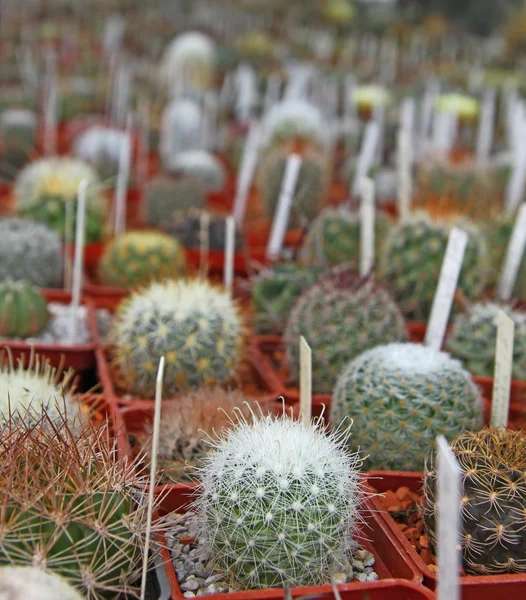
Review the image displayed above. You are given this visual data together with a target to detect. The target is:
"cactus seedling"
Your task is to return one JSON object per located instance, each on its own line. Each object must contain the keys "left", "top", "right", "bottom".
{"left": 0, "top": 279, "right": 49, "bottom": 339}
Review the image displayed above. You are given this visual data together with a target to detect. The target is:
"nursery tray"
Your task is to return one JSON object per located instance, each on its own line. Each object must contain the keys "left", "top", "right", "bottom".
{"left": 0, "top": 289, "right": 97, "bottom": 372}
{"left": 365, "top": 471, "right": 526, "bottom": 594}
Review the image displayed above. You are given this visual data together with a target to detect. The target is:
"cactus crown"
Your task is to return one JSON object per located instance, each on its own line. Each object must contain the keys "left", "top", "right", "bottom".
{"left": 423, "top": 428, "right": 526, "bottom": 575}
{"left": 331, "top": 342, "right": 484, "bottom": 471}
{"left": 160, "top": 99, "right": 203, "bottom": 170}
{"left": 434, "top": 93, "right": 480, "bottom": 119}
{"left": 168, "top": 150, "right": 226, "bottom": 191}
{"left": 196, "top": 410, "right": 365, "bottom": 588}
{"left": 352, "top": 85, "right": 390, "bottom": 108}
{"left": 261, "top": 99, "right": 326, "bottom": 149}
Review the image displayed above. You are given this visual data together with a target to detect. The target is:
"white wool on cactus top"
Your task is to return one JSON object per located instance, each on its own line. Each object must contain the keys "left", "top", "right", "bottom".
{"left": 0, "top": 566, "right": 84, "bottom": 600}
{"left": 160, "top": 99, "right": 203, "bottom": 168}
{"left": 74, "top": 125, "right": 128, "bottom": 163}
{"left": 168, "top": 150, "right": 226, "bottom": 191}
{"left": 261, "top": 99, "right": 326, "bottom": 148}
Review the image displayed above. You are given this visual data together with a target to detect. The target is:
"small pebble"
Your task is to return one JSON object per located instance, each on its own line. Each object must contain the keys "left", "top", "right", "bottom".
{"left": 353, "top": 560, "right": 364, "bottom": 572}
{"left": 367, "top": 572, "right": 379, "bottom": 581}
{"left": 181, "top": 577, "right": 200, "bottom": 592}
{"left": 332, "top": 573, "right": 347, "bottom": 584}
{"left": 183, "top": 593, "right": 195, "bottom": 598}
{"left": 355, "top": 573, "right": 367, "bottom": 582}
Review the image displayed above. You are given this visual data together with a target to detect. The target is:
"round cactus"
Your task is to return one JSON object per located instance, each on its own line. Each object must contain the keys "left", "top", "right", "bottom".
{"left": 0, "top": 218, "right": 63, "bottom": 288}
{"left": 285, "top": 265, "right": 407, "bottom": 394}
{"left": 331, "top": 343, "right": 485, "bottom": 471}
{"left": 197, "top": 412, "right": 364, "bottom": 588}
{"left": 0, "top": 566, "right": 84, "bottom": 600}
{"left": 73, "top": 125, "right": 129, "bottom": 184}
{"left": 13, "top": 158, "right": 106, "bottom": 243}
{"left": 98, "top": 231, "right": 186, "bottom": 289}
{"left": 300, "top": 206, "right": 392, "bottom": 269}
{"left": 423, "top": 428, "right": 526, "bottom": 575}
{"left": 379, "top": 212, "right": 489, "bottom": 321}
{"left": 435, "top": 93, "right": 480, "bottom": 121}
{"left": 261, "top": 99, "right": 326, "bottom": 150}
{"left": 251, "top": 263, "right": 323, "bottom": 335}
{"left": 0, "top": 279, "right": 49, "bottom": 339}
{"left": 110, "top": 279, "right": 245, "bottom": 398}
{"left": 168, "top": 150, "right": 226, "bottom": 192}
{"left": 257, "top": 145, "right": 330, "bottom": 227}
{"left": 0, "top": 109, "right": 37, "bottom": 151}
{"left": 159, "top": 99, "right": 203, "bottom": 170}
{"left": 447, "top": 302, "right": 526, "bottom": 380}
{"left": 322, "top": 0, "right": 355, "bottom": 25}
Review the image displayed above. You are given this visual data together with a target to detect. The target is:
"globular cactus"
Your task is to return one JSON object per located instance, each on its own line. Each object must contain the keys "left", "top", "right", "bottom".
{"left": 98, "top": 231, "right": 186, "bottom": 289}
{"left": 110, "top": 279, "right": 245, "bottom": 398}
{"left": 423, "top": 428, "right": 526, "bottom": 575}
{"left": 0, "top": 279, "right": 49, "bottom": 339}
{"left": 235, "top": 31, "right": 274, "bottom": 64}
{"left": 379, "top": 211, "right": 489, "bottom": 321}
{"left": 159, "top": 31, "right": 216, "bottom": 94}
{"left": 447, "top": 302, "right": 526, "bottom": 380}
{"left": 0, "top": 415, "right": 164, "bottom": 599}
{"left": 285, "top": 265, "right": 407, "bottom": 394}
{"left": 0, "top": 566, "right": 84, "bottom": 600}
{"left": 159, "top": 99, "right": 203, "bottom": 171}
{"left": 168, "top": 150, "right": 226, "bottom": 192}
{"left": 0, "top": 352, "right": 84, "bottom": 431}
{"left": 144, "top": 174, "right": 206, "bottom": 228}
{"left": 0, "top": 218, "right": 63, "bottom": 288}
{"left": 197, "top": 412, "right": 365, "bottom": 588}
{"left": 59, "top": 75, "right": 99, "bottom": 121}
{"left": 13, "top": 158, "right": 106, "bottom": 243}
{"left": 434, "top": 93, "right": 480, "bottom": 122}
{"left": 251, "top": 262, "right": 323, "bottom": 335}
{"left": 351, "top": 85, "right": 390, "bottom": 119}
{"left": 0, "top": 109, "right": 37, "bottom": 151}
{"left": 257, "top": 145, "right": 330, "bottom": 227}
{"left": 331, "top": 343, "right": 485, "bottom": 471}
{"left": 261, "top": 99, "right": 326, "bottom": 150}
{"left": 73, "top": 125, "right": 129, "bottom": 184}
{"left": 144, "top": 388, "right": 256, "bottom": 483}
{"left": 300, "top": 206, "right": 392, "bottom": 269}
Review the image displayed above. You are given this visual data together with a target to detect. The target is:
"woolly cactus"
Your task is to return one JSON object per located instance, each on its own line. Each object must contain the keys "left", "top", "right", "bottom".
{"left": 73, "top": 125, "right": 129, "bottom": 184}
{"left": 0, "top": 279, "right": 49, "bottom": 339}
{"left": 13, "top": 158, "right": 106, "bottom": 243}
{"left": 447, "top": 303, "right": 526, "bottom": 379}
{"left": 300, "top": 206, "right": 391, "bottom": 269}
{"left": 0, "top": 416, "right": 164, "bottom": 599}
{"left": 285, "top": 265, "right": 407, "bottom": 394}
{"left": 159, "top": 99, "right": 203, "bottom": 171}
{"left": 0, "top": 219, "right": 63, "bottom": 288}
{"left": 380, "top": 212, "right": 489, "bottom": 321}
{"left": 423, "top": 428, "right": 526, "bottom": 575}
{"left": 331, "top": 343, "right": 485, "bottom": 471}
{"left": 261, "top": 99, "right": 326, "bottom": 150}
{"left": 110, "top": 279, "right": 245, "bottom": 398}
{"left": 144, "top": 388, "right": 256, "bottom": 483}
{"left": 159, "top": 31, "right": 216, "bottom": 94}
{"left": 168, "top": 150, "right": 226, "bottom": 192}
{"left": 0, "top": 109, "right": 37, "bottom": 151}
{"left": 257, "top": 145, "right": 330, "bottom": 227}
{"left": 145, "top": 174, "right": 206, "bottom": 228}
{"left": 251, "top": 263, "right": 322, "bottom": 335}
{"left": 197, "top": 412, "right": 364, "bottom": 588}
{"left": 0, "top": 566, "right": 84, "bottom": 600}
{"left": 98, "top": 231, "right": 185, "bottom": 289}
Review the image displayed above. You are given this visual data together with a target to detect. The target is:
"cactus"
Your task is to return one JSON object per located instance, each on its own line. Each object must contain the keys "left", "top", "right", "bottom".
{"left": 257, "top": 145, "right": 330, "bottom": 227}
{"left": 197, "top": 412, "right": 365, "bottom": 588}
{"left": 331, "top": 342, "right": 485, "bottom": 471}
{"left": 434, "top": 93, "right": 480, "bottom": 121}
{"left": 0, "top": 415, "right": 164, "bottom": 599}
{"left": 446, "top": 302, "right": 526, "bottom": 379}
{"left": 98, "top": 231, "right": 186, "bottom": 289}
{"left": 110, "top": 279, "right": 245, "bottom": 398}
{"left": 0, "top": 109, "right": 37, "bottom": 151}
{"left": 0, "top": 566, "right": 84, "bottom": 600}
{"left": 0, "top": 219, "right": 63, "bottom": 288}
{"left": 73, "top": 125, "right": 129, "bottom": 185}
{"left": 351, "top": 85, "right": 391, "bottom": 113}
{"left": 144, "top": 388, "right": 256, "bottom": 483}
{"left": 159, "top": 99, "right": 203, "bottom": 171}
{"left": 300, "top": 206, "right": 392, "bottom": 269}
{"left": 168, "top": 150, "right": 226, "bottom": 192}
{"left": 423, "top": 428, "right": 526, "bottom": 575}
{"left": 251, "top": 263, "right": 323, "bottom": 335}
{"left": 159, "top": 31, "right": 216, "bottom": 94}
{"left": 235, "top": 31, "right": 274, "bottom": 63}
{"left": 322, "top": 0, "right": 355, "bottom": 25}
{"left": 59, "top": 76, "right": 99, "bottom": 121}
{"left": 261, "top": 99, "right": 326, "bottom": 150}
{"left": 285, "top": 265, "right": 407, "bottom": 394}
{"left": 13, "top": 158, "right": 106, "bottom": 243}
{"left": 379, "top": 212, "right": 489, "bottom": 321}
{"left": 144, "top": 174, "right": 206, "bottom": 228}
{"left": 0, "top": 279, "right": 49, "bottom": 339}
{"left": 0, "top": 352, "right": 84, "bottom": 431}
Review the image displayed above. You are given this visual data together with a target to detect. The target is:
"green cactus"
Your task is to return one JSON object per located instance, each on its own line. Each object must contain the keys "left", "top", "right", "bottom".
{"left": 98, "top": 231, "right": 185, "bottom": 289}
{"left": 0, "top": 279, "right": 49, "bottom": 339}
{"left": 59, "top": 76, "right": 100, "bottom": 121}
{"left": 251, "top": 263, "right": 323, "bottom": 335}
{"left": 331, "top": 342, "right": 485, "bottom": 471}
{"left": 300, "top": 207, "right": 392, "bottom": 269}
{"left": 285, "top": 265, "right": 407, "bottom": 394}
{"left": 261, "top": 100, "right": 325, "bottom": 150}
{"left": 168, "top": 150, "right": 226, "bottom": 192}
{"left": 0, "top": 566, "right": 84, "bottom": 600}
{"left": 379, "top": 212, "right": 489, "bottom": 321}
{"left": 423, "top": 428, "right": 526, "bottom": 575}
{"left": 144, "top": 174, "right": 206, "bottom": 228}
{"left": 0, "top": 109, "right": 37, "bottom": 152}
{"left": 0, "top": 219, "right": 63, "bottom": 288}
{"left": 13, "top": 158, "right": 106, "bottom": 243}
{"left": 197, "top": 412, "right": 364, "bottom": 588}
{"left": 257, "top": 146, "right": 330, "bottom": 227}
{"left": 446, "top": 302, "right": 526, "bottom": 379}
{"left": 110, "top": 279, "right": 245, "bottom": 398}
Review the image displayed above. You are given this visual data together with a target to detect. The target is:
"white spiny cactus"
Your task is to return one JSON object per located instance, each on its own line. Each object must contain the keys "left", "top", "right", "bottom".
{"left": 0, "top": 566, "right": 84, "bottom": 600}
{"left": 261, "top": 99, "right": 326, "bottom": 149}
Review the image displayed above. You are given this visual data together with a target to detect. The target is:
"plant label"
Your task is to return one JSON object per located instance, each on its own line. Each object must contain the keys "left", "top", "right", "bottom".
{"left": 70, "top": 179, "right": 89, "bottom": 342}
{"left": 352, "top": 121, "right": 379, "bottom": 197}
{"left": 476, "top": 88, "right": 495, "bottom": 163}
{"left": 360, "top": 177, "right": 375, "bottom": 277}
{"left": 300, "top": 336, "right": 312, "bottom": 426}
{"left": 232, "top": 121, "right": 261, "bottom": 225}
{"left": 224, "top": 216, "right": 236, "bottom": 295}
{"left": 491, "top": 311, "right": 515, "bottom": 429}
{"left": 498, "top": 203, "right": 526, "bottom": 300}
{"left": 113, "top": 116, "right": 132, "bottom": 235}
{"left": 397, "top": 129, "right": 412, "bottom": 219}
